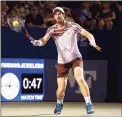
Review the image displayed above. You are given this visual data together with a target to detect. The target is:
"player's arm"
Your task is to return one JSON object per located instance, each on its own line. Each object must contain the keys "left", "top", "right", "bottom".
{"left": 32, "top": 28, "right": 54, "bottom": 46}
{"left": 32, "top": 33, "right": 51, "bottom": 46}
{"left": 80, "top": 29, "right": 101, "bottom": 51}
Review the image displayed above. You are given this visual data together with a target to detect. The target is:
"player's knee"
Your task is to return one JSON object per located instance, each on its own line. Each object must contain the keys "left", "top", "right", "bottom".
{"left": 57, "top": 86, "right": 65, "bottom": 93}
{"left": 74, "top": 71, "right": 83, "bottom": 80}
{"left": 75, "top": 76, "right": 85, "bottom": 84}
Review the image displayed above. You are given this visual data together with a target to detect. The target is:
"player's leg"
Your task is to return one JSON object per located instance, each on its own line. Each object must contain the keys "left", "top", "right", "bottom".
{"left": 54, "top": 76, "right": 68, "bottom": 114}
{"left": 56, "top": 76, "right": 68, "bottom": 103}
{"left": 72, "top": 58, "right": 94, "bottom": 114}
{"left": 54, "top": 64, "right": 68, "bottom": 114}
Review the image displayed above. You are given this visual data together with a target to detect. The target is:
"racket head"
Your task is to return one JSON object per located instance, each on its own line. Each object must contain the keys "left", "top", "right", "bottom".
{"left": 6, "top": 12, "right": 34, "bottom": 42}
{"left": 6, "top": 12, "right": 25, "bottom": 33}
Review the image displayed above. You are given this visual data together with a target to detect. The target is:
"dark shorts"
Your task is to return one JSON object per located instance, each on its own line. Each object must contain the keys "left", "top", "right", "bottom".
{"left": 56, "top": 57, "right": 83, "bottom": 78}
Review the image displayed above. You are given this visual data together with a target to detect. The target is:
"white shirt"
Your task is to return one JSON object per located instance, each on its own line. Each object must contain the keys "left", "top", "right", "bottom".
{"left": 46, "top": 21, "right": 83, "bottom": 64}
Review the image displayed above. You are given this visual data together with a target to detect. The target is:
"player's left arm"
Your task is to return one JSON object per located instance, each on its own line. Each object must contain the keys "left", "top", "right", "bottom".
{"left": 80, "top": 29, "right": 101, "bottom": 51}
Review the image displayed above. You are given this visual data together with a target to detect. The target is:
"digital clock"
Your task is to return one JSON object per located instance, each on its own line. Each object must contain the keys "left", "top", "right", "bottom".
{"left": 1, "top": 58, "right": 44, "bottom": 102}
{"left": 21, "top": 74, "right": 43, "bottom": 94}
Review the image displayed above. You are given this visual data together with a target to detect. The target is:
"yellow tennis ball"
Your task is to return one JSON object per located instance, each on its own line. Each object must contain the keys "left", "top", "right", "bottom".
{"left": 13, "top": 21, "right": 19, "bottom": 26}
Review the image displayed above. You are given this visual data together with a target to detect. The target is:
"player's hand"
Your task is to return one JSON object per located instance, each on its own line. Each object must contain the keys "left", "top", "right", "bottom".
{"left": 94, "top": 45, "right": 101, "bottom": 51}
{"left": 31, "top": 40, "right": 40, "bottom": 46}
{"left": 90, "top": 43, "right": 101, "bottom": 51}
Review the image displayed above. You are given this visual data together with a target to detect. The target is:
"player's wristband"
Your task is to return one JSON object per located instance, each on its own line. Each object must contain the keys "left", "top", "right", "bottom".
{"left": 89, "top": 37, "right": 96, "bottom": 47}
{"left": 38, "top": 40, "right": 44, "bottom": 46}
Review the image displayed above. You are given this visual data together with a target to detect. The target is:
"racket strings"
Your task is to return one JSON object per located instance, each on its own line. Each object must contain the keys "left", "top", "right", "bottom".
{"left": 7, "top": 13, "right": 25, "bottom": 33}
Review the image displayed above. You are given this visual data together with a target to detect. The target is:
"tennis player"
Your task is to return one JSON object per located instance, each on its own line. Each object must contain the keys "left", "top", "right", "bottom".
{"left": 32, "top": 7, "right": 101, "bottom": 115}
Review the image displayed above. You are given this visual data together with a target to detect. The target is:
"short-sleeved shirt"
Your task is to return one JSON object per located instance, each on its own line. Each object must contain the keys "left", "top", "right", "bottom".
{"left": 25, "top": 14, "right": 44, "bottom": 26}
{"left": 46, "top": 21, "right": 83, "bottom": 64}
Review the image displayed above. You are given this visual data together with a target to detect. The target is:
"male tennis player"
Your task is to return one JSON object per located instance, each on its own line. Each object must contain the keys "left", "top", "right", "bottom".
{"left": 32, "top": 7, "right": 101, "bottom": 114}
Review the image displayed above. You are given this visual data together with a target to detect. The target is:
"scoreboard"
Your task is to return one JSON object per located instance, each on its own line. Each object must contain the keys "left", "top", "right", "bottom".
{"left": 1, "top": 58, "right": 44, "bottom": 102}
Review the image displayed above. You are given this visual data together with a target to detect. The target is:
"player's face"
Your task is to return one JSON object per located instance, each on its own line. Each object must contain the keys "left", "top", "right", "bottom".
{"left": 53, "top": 11, "right": 65, "bottom": 23}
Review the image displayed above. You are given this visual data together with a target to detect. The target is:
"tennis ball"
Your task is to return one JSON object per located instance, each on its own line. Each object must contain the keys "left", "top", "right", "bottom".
{"left": 13, "top": 21, "right": 19, "bottom": 26}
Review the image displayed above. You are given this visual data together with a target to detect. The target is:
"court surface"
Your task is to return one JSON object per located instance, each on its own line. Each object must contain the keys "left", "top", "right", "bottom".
{"left": 1, "top": 102, "right": 122, "bottom": 117}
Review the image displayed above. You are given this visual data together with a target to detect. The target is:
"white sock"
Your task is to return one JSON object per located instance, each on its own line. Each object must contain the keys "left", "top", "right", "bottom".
{"left": 84, "top": 96, "right": 92, "bottom": 104}
{"left": 57, "top": 100, "right": 63, "bottom": 104}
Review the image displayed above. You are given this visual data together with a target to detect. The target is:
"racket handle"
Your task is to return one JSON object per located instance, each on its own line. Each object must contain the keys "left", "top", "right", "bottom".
{"left": 29, "top": 36, "right": 34, "bottom": 41}
{"left": 24, "top": 29, "right": 34, "bottom": 41}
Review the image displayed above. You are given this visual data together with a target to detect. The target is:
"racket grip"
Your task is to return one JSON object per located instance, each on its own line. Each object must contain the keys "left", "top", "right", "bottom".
{"left": 29, "top": 36, "right": 34, "bottom": 41}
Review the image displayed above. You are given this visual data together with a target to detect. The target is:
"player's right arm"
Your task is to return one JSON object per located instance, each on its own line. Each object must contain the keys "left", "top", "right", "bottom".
{"left": 32, "top": 33, "right": 51, "bottom": 46}
{"left": 32, "top": 27, "right": 54, "bottom": 46}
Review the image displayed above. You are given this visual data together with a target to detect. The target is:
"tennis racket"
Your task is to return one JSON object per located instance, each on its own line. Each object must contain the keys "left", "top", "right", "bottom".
{"left": 6, "top": 12, "right": 34, "bottom": 42}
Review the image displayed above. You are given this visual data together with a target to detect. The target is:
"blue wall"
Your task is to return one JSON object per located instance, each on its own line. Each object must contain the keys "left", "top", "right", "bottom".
{"left": 1, "top": 27, "right": 57, "bottom": 59}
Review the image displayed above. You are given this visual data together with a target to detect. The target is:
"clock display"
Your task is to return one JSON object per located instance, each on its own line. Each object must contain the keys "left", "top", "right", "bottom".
{"left": 22, "top": 74, "right": 43, "bottom": 94}
{"left": 1, "top": 58, "right": 44, "bottom": 102}
{"left": 1, "top": 73, "right": 20, "bottom": 100}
